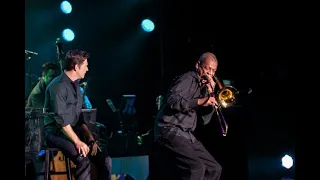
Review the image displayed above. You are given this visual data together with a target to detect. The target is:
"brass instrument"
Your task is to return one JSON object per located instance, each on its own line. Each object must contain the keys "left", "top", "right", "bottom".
{"left": 213, "top": 75, "right": 238, "bottom": 108}
{"left": 211, "top": 75, "right": 239, "bottom": 136}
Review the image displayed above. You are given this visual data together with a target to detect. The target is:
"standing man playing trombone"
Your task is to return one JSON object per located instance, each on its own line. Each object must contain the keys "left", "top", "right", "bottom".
{"left": 152, "top": 52, "right": 222, "bottom": 180}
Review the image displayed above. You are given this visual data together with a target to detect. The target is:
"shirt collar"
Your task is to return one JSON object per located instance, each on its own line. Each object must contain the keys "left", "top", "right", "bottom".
{"left": 61, "top": 72, "right": 77, "bottom": 84}
{"left": 190, "top": 70, "right": 201, "bottom": 84}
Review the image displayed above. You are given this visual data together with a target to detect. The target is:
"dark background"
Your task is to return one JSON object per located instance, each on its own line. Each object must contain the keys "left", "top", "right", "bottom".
{"left": 25, "top": 0, "right": 295, "bottom": 179}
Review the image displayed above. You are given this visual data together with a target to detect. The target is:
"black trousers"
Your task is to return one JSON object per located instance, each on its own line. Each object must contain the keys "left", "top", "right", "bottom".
{"left": 88, "top": 150, "right": 112, "bottom": 180}
{"left": 45, "top": 131, "right": 91, "bottom": 180}
{"left": 151, "top": 133, "right": 222, "bottom": 180}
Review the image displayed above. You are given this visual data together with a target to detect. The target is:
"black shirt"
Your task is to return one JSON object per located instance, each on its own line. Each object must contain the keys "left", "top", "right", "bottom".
{"left": 44, "top": 72, "right": 85, "bottom": 133}
{"left": 154, "top": 71, "right": 215, "bottom": 142}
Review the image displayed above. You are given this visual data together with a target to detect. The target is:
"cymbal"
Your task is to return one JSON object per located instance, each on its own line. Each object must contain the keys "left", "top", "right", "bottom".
{"left": 25, "top": 107, "right": 47, "bottom": 111}
{"left": 25, "top": 108, "right": 54, "bottom": 118}
{"left": 25, "top": 112, "right": 55, "bottom": 116}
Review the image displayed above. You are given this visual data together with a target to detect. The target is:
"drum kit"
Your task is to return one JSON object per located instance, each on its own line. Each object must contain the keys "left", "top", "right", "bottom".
{"left": 25, "top": 40, "right": 61, "bottom": 156}
{"left": 25, "top": 108, "right": 53, "bottom": 161}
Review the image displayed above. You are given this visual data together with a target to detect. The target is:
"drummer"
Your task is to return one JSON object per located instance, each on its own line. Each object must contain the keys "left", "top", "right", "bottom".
{"left": 26, "top": 62, "right": 61, "bottom": 108}
{"left": 25, "top": 61, "right": 60, "bottom": 179}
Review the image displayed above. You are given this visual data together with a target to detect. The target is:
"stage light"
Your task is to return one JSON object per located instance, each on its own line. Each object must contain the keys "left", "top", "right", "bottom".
{"left": 141, "top": 19, "right": 154, "bottom": 32}
{"left": 281, "top": 154, "right": 293, "bottom": 169}
{"left": 60, "top": 1, "right": 72, "bottom": 14}
{"left": 62, "top": 28, "right": 75, "bottom": 42}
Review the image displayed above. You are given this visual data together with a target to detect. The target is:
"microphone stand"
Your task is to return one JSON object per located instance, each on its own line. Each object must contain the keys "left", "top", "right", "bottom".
{"left": 55, "top": 38, "right": 64, "bottom": 72}
{"left": 25, "top": 52, "right": 34, "bottom": 99}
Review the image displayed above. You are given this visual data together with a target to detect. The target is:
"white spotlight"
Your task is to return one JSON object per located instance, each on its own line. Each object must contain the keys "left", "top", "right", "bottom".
{"left": 281, "top": 154, "right": 293, "bottom": 169}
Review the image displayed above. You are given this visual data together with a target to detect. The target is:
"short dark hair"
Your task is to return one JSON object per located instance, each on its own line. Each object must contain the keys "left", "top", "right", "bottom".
{"left": 42, "top": 62, "right": 60, "bottom": 76}
{"left": 63, "top": 49, "right": 90, "bottom": 71}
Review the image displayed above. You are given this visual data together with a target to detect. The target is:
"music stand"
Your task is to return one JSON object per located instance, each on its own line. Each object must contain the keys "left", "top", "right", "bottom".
{"left": 81, "top": 108, "right": 98, "bottom": 138}
{"left": 120, "top": 94, "right": 136, "bottom": 115}
{"left": 81, "top": 108, "right": 97, "bottom": 124}
{"left": 118, "top": 94, "right": 138, "bottom": 136}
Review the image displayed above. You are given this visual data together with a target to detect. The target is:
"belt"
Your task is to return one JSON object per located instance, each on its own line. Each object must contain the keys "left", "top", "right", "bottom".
{"left": 168, "top": 127, "right": 196, "bottom": 143}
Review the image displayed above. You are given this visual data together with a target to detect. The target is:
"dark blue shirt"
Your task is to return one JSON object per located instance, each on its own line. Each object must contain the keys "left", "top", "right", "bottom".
{"left": 154, "top": 71, "right": 215, "bottom": 142}
{"left": 44, "top": 73, "right": 85, "bottom": 133}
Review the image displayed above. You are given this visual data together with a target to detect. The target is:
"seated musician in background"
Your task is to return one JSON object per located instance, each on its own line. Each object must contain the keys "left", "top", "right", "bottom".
{"left": 26, "top": 62, "right": 61, "bottom": 108}
{"left": 44, "top": 49, "right": 111, "bottom": 180}
{"left": 79, "top": 78, "right": 112, "bottom": 180}
{"left": 25, "top": 62, "right": 60, "bottom": 180}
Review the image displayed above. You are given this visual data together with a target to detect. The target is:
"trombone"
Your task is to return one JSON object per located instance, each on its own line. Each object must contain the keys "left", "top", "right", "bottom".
{"left": 209, "top": 75, "right": 239, "bottom": 136}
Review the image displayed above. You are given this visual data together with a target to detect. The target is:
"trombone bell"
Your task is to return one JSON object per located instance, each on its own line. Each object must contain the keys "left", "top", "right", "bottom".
{"left": 216, "top": 86, "right": 238, "bottom": 108}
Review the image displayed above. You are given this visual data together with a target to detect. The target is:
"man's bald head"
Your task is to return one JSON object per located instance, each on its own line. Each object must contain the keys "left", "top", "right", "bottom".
{"left": 199, "top": 52, "right": 218, "bottom": 65}
{"left": 196, "top": 52, "right": 219, "bottom": 78}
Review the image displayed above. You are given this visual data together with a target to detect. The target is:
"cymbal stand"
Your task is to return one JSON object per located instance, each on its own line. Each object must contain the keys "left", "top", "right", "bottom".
{"left": 25, "top": 54, "right": 33, "bottom": 98}
{"left": 25, "top": 50, "right": 38, "bottom": 99}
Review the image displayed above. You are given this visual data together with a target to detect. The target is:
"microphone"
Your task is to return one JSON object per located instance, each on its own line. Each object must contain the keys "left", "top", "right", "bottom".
{"left": 106, "top": 99, "right": 117, "bottom": 113}
{"left": 55, "top": 38, "right": 64, "bottom": 55}
{"left": 55, "top": 38, "right": 63, "bottom": 45}
{"left": 201, "top": 75, "right": 215, "bottom": 91}
{"left": 25, "top": 50, "right": 38, "bottom": 56}
{"left": 201, "top": 75, "right": 214, "bottom": 86}
{"left": 201, "top": 75, "right": 210, "bottom": 81}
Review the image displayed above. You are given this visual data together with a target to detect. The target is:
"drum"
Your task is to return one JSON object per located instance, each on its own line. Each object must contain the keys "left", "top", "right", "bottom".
{"left": 25, "top": 108, "right": 50, "bottom": 157}
{"left": 25, "top": 108, "right": 44, "bottom": 155}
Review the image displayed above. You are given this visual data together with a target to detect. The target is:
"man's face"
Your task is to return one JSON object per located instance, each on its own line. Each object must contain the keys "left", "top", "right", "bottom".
{"left": 43, "top": 69, "right": 60, "bottom": 85}
{"left": 75, "top": 59, "right": 89, "bottom": 79}
{"left": 196, "top": 58, "right": 218, "bottom": 79}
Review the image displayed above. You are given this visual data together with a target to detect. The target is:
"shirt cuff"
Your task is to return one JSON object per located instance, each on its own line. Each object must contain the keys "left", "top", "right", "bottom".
{"left": 188, "top": 98, "right": 198, "bottom": 109}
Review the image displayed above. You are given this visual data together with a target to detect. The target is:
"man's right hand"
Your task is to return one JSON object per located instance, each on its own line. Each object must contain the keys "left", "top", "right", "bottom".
{"left": 199, "top": 97, "right": 218, "bottom": 107}
{"left": 75, "top": 140, "right": 90, "bottom": 157}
